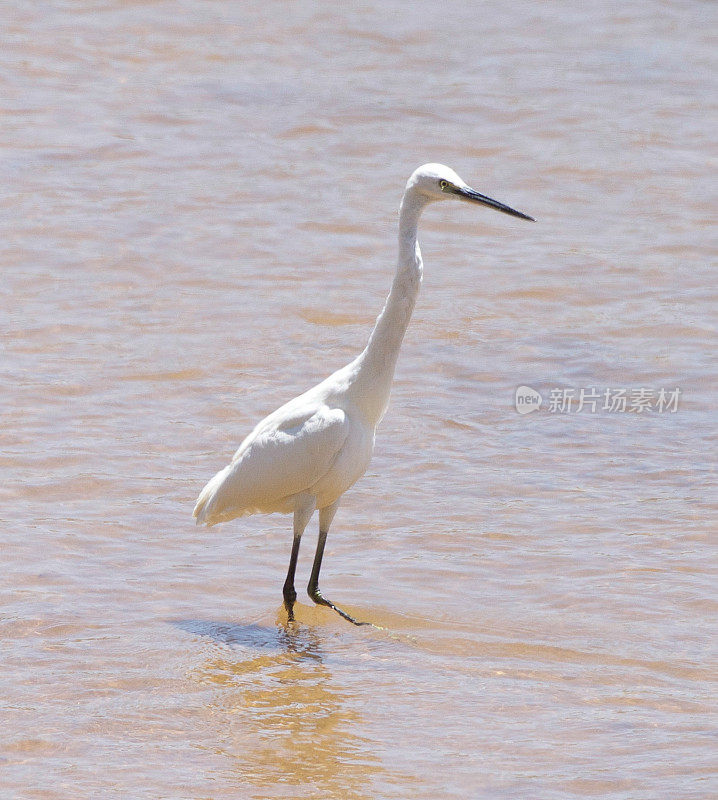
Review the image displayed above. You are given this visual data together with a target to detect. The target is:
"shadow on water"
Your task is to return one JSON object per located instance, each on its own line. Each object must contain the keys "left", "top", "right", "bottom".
{"left": 170, "top": 618, "right": 391, "bottom": 800}
{"left": 172, "top": 618, "right": 312, "bottom": 653}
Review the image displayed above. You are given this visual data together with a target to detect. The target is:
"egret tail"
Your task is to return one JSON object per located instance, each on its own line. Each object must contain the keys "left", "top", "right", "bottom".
{"left": 193, "top": 464, "right": 233, "bottom": 526}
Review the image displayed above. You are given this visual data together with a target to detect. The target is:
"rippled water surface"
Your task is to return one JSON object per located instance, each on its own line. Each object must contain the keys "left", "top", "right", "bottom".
{"left": 2, "top": 1, "right": 716, "bottom": 798}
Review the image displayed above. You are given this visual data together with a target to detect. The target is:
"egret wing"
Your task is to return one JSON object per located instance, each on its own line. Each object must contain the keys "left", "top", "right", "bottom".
{"left": 194, "top": 402, "right": 348, "bottom": 523}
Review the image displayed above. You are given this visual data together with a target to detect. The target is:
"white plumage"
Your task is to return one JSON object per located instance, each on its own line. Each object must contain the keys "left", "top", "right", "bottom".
{"left": 194, "top": 386, "right": 368, "bottom": 523}
{"left": 194, "top": 163, "right": 533, "bottom": 624}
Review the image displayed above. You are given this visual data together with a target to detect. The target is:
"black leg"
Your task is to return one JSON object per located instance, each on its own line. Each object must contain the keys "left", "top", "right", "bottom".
{"left": 307, "top": 527, "right": 369, "bottom": 626}
{"left": 283, "top": 501, "right": 315, "bottom": 622}
{"left": 282, "top": 533, "right": 301, "bottom": 621}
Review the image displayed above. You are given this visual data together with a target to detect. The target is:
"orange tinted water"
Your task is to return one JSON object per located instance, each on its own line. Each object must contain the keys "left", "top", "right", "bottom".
{"left": 2, "top": 1, "right": 716, "bottom": 798}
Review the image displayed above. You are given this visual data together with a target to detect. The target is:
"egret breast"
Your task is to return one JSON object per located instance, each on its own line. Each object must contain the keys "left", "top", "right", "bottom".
{"left": 310, "top": 420, "right": 374, "bottom": 509}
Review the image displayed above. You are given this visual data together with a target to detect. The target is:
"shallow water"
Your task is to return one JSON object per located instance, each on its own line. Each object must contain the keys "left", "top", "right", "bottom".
{"left": 1, "top": 1, "right": 716, "bottom": 798}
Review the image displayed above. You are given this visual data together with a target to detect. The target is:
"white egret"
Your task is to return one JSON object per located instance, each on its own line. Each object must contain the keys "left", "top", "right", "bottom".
{"left": 194, "top": 163, "right": 533, "bottom": 625}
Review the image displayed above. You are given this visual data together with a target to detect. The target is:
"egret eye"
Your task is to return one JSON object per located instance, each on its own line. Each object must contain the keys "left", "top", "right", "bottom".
{"left": 439, "top": 180, "right": 449, "bottom": 190}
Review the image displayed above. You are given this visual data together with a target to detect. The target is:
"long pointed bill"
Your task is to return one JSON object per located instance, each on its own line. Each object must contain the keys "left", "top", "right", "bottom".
{"left": 450, "top": 185, "right": 534, "bottom": 221}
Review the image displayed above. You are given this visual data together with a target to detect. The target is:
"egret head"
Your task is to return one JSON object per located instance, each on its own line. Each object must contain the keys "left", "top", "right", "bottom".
{"left": 406, "top": 163, "right": 534, "bottom": 221}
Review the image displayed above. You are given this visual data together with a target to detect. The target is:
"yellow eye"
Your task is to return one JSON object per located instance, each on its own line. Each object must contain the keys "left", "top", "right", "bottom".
{"left": 440, "top": 180, "right": 449, "bottom": 190}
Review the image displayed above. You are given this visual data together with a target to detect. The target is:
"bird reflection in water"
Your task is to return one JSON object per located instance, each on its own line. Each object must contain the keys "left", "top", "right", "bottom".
{"left": 176, "top": 619, "right": 385, "bottom": 797}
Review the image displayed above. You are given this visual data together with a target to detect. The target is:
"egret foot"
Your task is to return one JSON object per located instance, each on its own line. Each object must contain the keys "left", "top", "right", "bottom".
{"left": 283, "top": 583, "right": 297, "bottom": 622}
{"left": 306, "top": 521, "right": 368, "bottom": 626}
{"left": 308, "top": 587, "right": 369, "bottom": 626}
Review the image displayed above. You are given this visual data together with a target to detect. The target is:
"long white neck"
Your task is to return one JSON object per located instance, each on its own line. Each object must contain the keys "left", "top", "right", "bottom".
{"left": 348, "top": 188, "right": 430, "bottom": 425}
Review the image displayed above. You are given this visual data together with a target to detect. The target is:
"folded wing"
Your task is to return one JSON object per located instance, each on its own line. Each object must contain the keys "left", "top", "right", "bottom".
{"left": 193, "top": 402, "right": 348, "bottom": 525}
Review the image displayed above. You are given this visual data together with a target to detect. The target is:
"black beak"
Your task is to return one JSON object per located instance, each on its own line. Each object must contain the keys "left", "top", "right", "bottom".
{"left": 448, "top": 185, "right": 534, "bottom": 222}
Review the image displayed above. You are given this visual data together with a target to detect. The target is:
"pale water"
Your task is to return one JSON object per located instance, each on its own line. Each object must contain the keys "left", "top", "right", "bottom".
{"left": 1, "top": 1, "right": 716, "bottom": 798}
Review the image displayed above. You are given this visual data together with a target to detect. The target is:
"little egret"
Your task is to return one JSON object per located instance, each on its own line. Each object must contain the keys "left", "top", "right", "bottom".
{"left": 194, "top": 163, "right": 533, "bottom": 625}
